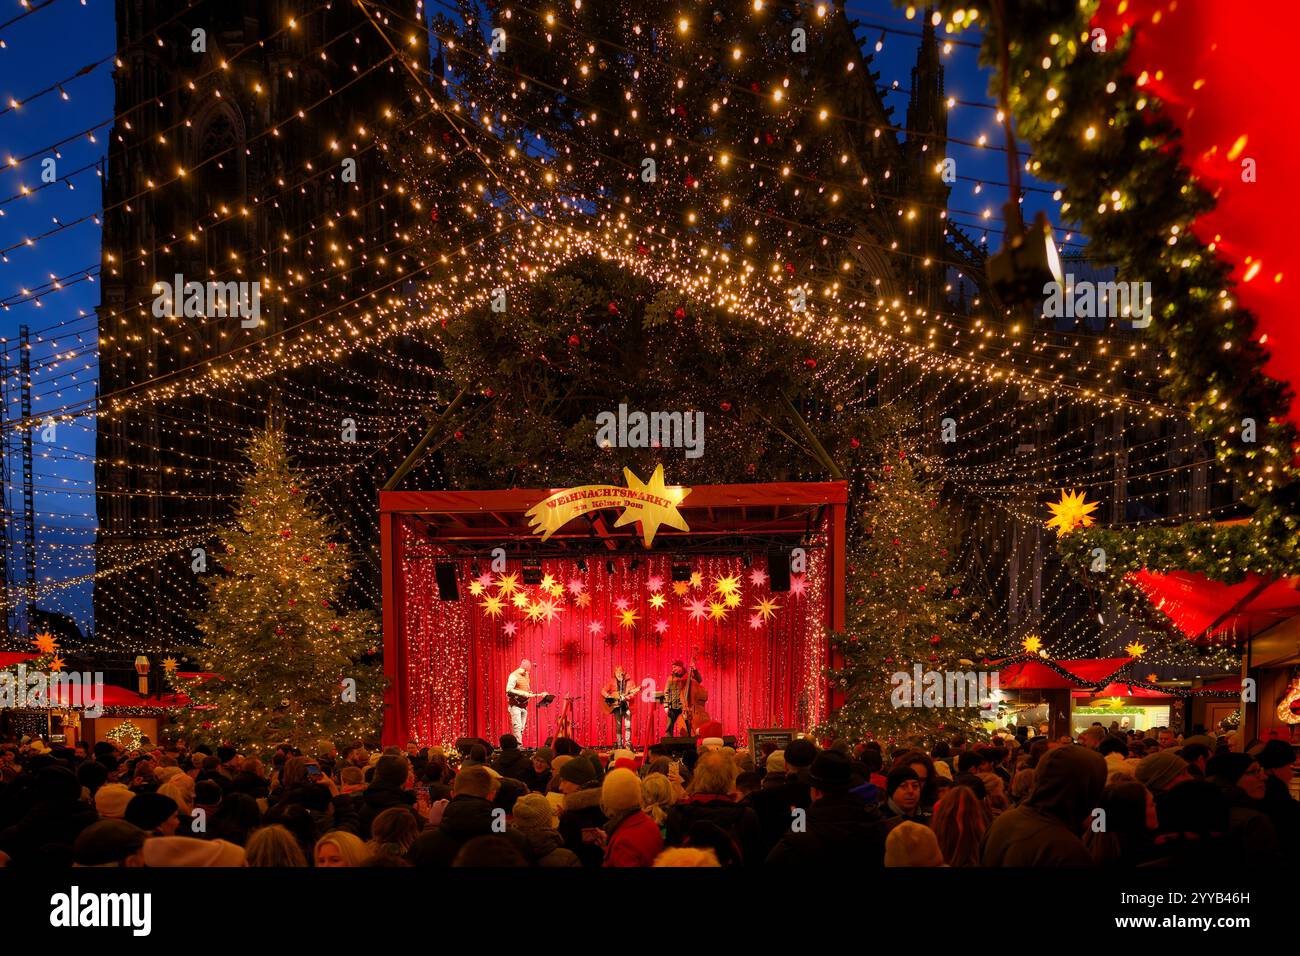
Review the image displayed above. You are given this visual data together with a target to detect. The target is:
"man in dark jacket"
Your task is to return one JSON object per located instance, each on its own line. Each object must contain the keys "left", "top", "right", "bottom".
{"left": 981, "top": 744, "right": 1106, "bottom": 866}
{"left": 555, "top": 757, "right": 607, "bottom": 867}
{"left": 409, "top": 766, "right": 521, "bottom": 866}
{"left": 0, "top": 766, "right": 98, "bottom": 866}
{"left": 1257, "top": 740, "right": 1299, "bottom": 856}
{"left": 748, "top": 737, "right": 818, "bottom": 856}
{"left": 491, "top": 735, "right": 532, "bottom": 782}
{"left": 520, "top": 746, "right": 553, "bottom": 793}
{"left": 766, "top": 751, "right": 882, "bottom": 866}
{"left": 354, "top": 755, "right": 418, "bottom": 840}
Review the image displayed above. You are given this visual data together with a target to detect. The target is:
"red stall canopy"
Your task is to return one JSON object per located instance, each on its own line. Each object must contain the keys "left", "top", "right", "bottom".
{"left": 1132, "top": 570, "right": 1300, "bottom": 644}
{"left": 995, "top": 657, "right": 1134, "bottom": 690}
{"left": 1072, "top": 682, "right": 1178, "bottom": 700}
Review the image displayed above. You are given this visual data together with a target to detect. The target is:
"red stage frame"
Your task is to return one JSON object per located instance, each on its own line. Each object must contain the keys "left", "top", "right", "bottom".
{"left": 378, "top": 482, "right": 847, "bottom": 746}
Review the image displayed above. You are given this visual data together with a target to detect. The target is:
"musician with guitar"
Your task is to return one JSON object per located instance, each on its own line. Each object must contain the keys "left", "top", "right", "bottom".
{"left": 505, "top": 659, "right": 549, "bottom": 743}
{"left": 665, "top": 652, "right": 709, "bottom": 737}
{"left": 601, "top": 665, "right": 638, "bottom": 748}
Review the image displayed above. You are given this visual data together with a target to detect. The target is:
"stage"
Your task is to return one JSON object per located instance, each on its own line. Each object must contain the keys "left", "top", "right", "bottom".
{"left": 378, "top": 480, "right": 846, "bottom": 747}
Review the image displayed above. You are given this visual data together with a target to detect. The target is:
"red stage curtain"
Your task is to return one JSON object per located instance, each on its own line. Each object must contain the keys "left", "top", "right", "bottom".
{"left": 394, "top": 521, "right": 829, "bottom": 747}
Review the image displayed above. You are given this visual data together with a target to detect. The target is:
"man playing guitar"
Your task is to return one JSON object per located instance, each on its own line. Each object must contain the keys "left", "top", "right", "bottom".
{"left": 601, "top": 665, "right": 637, "bottom": 748}
{"left": 505, "top": 659, "right": 548, "bottom": 742}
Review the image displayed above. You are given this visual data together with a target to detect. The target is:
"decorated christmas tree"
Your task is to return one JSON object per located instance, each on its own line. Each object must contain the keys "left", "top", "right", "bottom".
{"left": 170, "top": 428, "right": 382, "bottom": 751}
{"left": 824, "top": 452, "right": 983, "bottom": 745}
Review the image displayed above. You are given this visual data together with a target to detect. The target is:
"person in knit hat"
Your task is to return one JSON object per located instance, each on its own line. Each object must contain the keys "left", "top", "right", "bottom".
{"left": 509, "top": 793, "right": 579, "bottom": 867}
{"left": 522, "top": 745, "right": 554, "bottom": 793}
{"left": 884, "top": 821, "right": 945, "bottom": 867}
{"left": 140, "top": 836, "right": 247, "bottom": 867}
{"left": 94, "top": 783, "right": 135, "bottom": 821}
{"left": 556, "top": 752, "right": 606, "bottom": 867}
{"left": 1135, "top": 751, "right": 1192, "bottom": 794}
{"left": 73, "top": 819, "right": 147, "bottom": 867}
{"left": 599, "top": 768, "right": 663, "bottom": 867}
{"left": 125, "top": 793, "right": 180, "bottom": 836}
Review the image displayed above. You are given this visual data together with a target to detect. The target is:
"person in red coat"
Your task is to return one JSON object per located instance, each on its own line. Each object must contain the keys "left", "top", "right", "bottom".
{"left": 599, "top": 768, "right": 663, "bottom": 867}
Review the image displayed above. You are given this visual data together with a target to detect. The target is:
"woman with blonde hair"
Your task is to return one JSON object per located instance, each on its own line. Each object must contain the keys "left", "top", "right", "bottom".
{"left": 314, "top": 830, "right": 369, "bottom": 867}
{"left": 246, "top": 825, "right": 308, "bottom": 867}
{"left": 977, "top": 772, "right": 1010, "bottom": 817}
{"left": 640, "top": 773, "right": 676, "bottom": 833}
{"left": 884, "top": 821, "right": 946, "bottom": 867}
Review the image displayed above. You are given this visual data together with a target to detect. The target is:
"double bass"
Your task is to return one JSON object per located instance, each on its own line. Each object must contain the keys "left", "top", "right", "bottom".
{"left": 683, "top": 649, "right": 711, "bottom": 733}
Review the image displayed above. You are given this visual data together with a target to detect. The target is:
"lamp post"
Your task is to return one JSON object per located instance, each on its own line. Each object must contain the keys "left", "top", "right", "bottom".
{"left": 134, "top": 655, "right": 150, "bottom": 696}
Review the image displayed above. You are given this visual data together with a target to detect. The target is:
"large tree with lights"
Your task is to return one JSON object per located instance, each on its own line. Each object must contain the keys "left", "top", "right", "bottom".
{"left": 170, "top": 428, "right": 382, "bottom": 751}
{"left": 823, "top": 453, "right": 984, "bottom": 745}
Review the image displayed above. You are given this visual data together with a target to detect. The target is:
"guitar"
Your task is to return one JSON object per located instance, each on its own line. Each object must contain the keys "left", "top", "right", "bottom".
{"left": 506, "top": 689, "right": 551, "bottom": 709}
{"left": 602, "top": 687, "right": 638, "bottom": 715}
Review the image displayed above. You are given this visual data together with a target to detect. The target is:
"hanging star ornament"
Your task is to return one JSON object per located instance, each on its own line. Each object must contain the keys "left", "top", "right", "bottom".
{"left": 708, "top": 602, "right": 729, "bottom": 622}
{"left": 654, "top": 618, "right": 670, "bottom": 635}
{"left": 649, "top": 593, "right": 667, "bottom": 611}
{"left": 1022, "top": 635, "right": 1043, "bottom": 655}
{"left": 689, "top": 571, "right": 704, "bottom": 589}
{"left": 1124, "top": 641, "right": 1147, "bottom": 658}
{"left": 748, "top": 613, "right": 765, "bottom": 630}
{"left": 511, "top": 591, "right": 531, "bottom": 610}
{"left": 748, "top": 567, "right": 769, "bottom": 588}
{"left": 753, "top": 596, "right": 782, "bottom": 622}
{"left": 646, "top": 575, "right": 665, "bottom": 593}
{"left": 162, "top": 656, "right": 179, "bottom": 674}
{"left": 588, "top": 620, "right": 605, "bottom": 636}
{"left": 469, "top": 580, "right": 487, "bottom": 597}
{"left": 575, "top": 591, "right": 592, "bottom": 608}
{"left": 619, "top": 608, "right": 639, "bottom": 629}
{"left": 672, "top": 580, "right": 691, "bottom": 597}
{"left": 686, "top": 597, "right": 710, "bottom": 622}
{"left": 32, "top": 632, "right": 58, "bottom": 655}
{"left": 49, "top": 655, "right": 66, "bottom": 673}
{"left": 481, "top": 594, "right": 505, "bottom": 618}
{"left": 713, "top": 573, "right": 741, "bottom": 600}
{"left": 495, "top": 572, "right": 520, "bottom": 595}
{"left": 503, "top": 621, "right": 518, "bottom": 637}
{"left": 1046, "top": 489, "right": 1099, "bottom": 535}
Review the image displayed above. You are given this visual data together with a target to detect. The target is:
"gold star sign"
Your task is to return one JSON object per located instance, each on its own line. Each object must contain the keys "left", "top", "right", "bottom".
{"left": 32, "top": 632, "right": 58, "bottom": 655}
{"left": 612, "top": 465, "right": 691, "bottom": 547}
{"left": 753, "top": 596, "right": 782, "bottom": 622}
{"left": 1046, "top": 489, "right": 1098, "bottom": 536}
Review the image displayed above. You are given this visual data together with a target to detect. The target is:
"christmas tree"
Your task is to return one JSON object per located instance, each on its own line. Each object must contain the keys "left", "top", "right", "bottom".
{"left": 824, "top": 452, "right": 983, "bottom": 746}
{"left": 170, "top": 428, "right": 382, "bottom": 751}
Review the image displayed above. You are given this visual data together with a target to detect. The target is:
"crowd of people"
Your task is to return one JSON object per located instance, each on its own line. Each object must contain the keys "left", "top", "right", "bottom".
{"left": 0, "top": 722, "right": 1295, "bottom": 867}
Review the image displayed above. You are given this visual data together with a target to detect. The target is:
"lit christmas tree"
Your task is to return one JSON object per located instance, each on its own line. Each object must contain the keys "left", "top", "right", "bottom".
{"left": 170, "top": 428, "right": 382, "bottom": 751}
{"left": 824, "top": 452, "right": 983, "bottom": 746}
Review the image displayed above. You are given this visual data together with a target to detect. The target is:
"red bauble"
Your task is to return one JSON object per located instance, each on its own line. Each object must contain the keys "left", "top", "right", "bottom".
{"left": 453, "top": 430, "right": 465, "bottom": 441}
{"left": 952, "top": 587, "right": 961, "bottom": 596}
{"left": 684, "top": 174, "right": 696, "bottom": 188}
{"left": 929, "top": 653, "right": 938, "bottom": 662}
{"left": 275, "top": 628, "right": 285, "bottom": 636}
{"left": 930, "top": 635, "right": 941, "bottom": 645}
{"left": 637, "top": 244, "right": 648, "bottom": 255}
{"left": 892, "top": 538, "right": 901, "bottom": 546}
{"left": 674, "top": 307, "right": 686, "bottom": 319}
{"left": 279, "top": 529, "right": 291, "bottom": 539}
{"left": 607, "top": 302, "right": 619, "bottom": 313}
{"left": 803, "top": 358, "right": 817, "bottom": 369}
{"left": 327, "top": 542, "right": 337, "bottom": 552}
{"left": 567, "top": 334, "right": 580, "bottom": 347}
{"left": 849, "top": 438, "right": 860, "bottom": 448}
{"left": 746, "top": 463, "right": 757, "bottom": 474}
{"left": 719, "top": 401, "right": 732, "bottom": 412}
{"left": 288, "top": 599, "right": 296, "bottom": 607}
{"left": 483, "top": 387, "right": 494, "bottom": 398}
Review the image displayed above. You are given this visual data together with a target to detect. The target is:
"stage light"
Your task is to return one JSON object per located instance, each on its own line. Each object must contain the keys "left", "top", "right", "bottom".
{"left": 522, "top": 561, "right": 542, "bottom": 585}
{"left": 435, "top": 563, "right": 461, "bottom": 600}
{"left": 671, "top": 561, "right": 691, "bottom": 582}
{"left": 629, "top": 559, "right": 641, "bottom": 572}
{"left": 742, "top": 553, "right": 752, "bottom": 568}
{"left": 576, "top": 558, "right": 588, "bottom": 573}
{"left": 606, "top": 560, "right": 616, "bottom": 576}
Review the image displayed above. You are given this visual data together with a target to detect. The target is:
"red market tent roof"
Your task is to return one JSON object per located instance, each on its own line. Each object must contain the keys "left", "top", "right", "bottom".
{"left": 995, "top": 657, "right": 1134, "bottom": 690}
{"left": 1132, "top": 570, "right": 1300, "bottom": 644}
{"left": 0, "top": 652, "right": 40, "bottom": 667}
{"left": 1072, "top": 682, "right": 1179, "bottom": 700}
{"left": 94, "top": 685, "right": 189, "bottom": 709}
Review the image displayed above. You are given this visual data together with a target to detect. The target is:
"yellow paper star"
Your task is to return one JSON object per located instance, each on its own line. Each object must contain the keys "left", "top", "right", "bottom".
{"left": 539, "top": 573, "right": 557, "bottom": 592}
{"left": 1045, "top": 489, "right": 1098, "bottom": 536}
{"left": 537, "top": 598, "right": 562, "bottom": 624}
{"left": 713, "top": 573, "right": 741, "bottom": 599}
{"left": 612, "top": 464, "right": 692, "bottom": 547}
{"left": 723, "top": 591, "right": 742, "bottom": 609}
{"left": 481, "top": 595, "right": 505, "bottom": 618}
{"left": 469, "top": 580, "right": 487, "bottom": 597}
{"left": 524, "top": 601, "right": 545, "bottom": 624}
{"left": 619, "top": 608, "right": 639, "bottom": 629}
{"left": 1124, "top": 641, "right": 1147, "bottom": 658}
{"left": 672, "top": 580, "right": 691, "bottom": 597}
{"left": 709, "top": 602, "right": 728, "bottom": 622}
{"left": 546, "top": 581, "right": 565, "bottom": 598}
{"left": 511, "top": 591, "right": 531, "bottom": 609}
{"left": 649, "top": 593, "right": 667, "bottom": 611}
{"left": 689, "top": 571, "right": 704, "bottom": 589}
{"left": 495, "top": 572, "right": 520, "bottom": 595}
{"left": 753, "top": 596, "right": 782, "bottom": 621}
{"left": 1022, "top": 635, "right": 1043, "bottom": 655}
{"left": 162, "top": 656, "right": 179, "bottom": 673}
{"left": 32, "top": 631, "right": 58, "bottom": 655}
